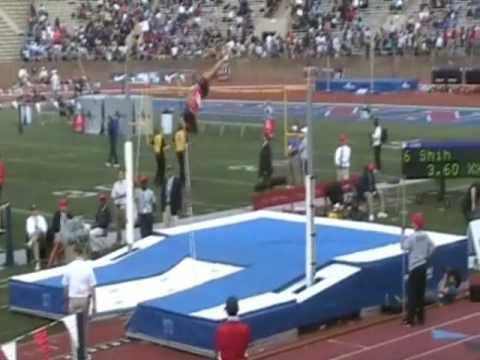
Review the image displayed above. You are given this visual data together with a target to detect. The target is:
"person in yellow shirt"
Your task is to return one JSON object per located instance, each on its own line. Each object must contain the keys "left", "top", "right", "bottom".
{"left": 173, "top": 124, "right": 187, "bottom": 185}
{"left": 150, "top": 128, "right": 168, "bottom": 186}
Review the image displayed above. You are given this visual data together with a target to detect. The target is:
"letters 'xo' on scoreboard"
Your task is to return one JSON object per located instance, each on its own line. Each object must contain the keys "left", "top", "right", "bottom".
{"left": 402, "top": 140, "right": 480, "bottom": 179}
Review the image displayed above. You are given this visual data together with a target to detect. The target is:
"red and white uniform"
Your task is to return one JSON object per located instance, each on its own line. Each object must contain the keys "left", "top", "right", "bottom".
{"left": 215, "top": 317, "right": 251, "bottom": 360}
{"left": 263, "top": 116, "right": 276, "bottom": 139}
{"left": 188, "top": 85, "right": 202, "bottom": 113}
{"left": 0, "top": 160, "right": 5, "bottom": 188}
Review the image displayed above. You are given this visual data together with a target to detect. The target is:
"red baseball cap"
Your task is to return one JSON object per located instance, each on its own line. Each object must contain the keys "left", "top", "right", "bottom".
{"left": 411, "top": 212, "right": 425, "bottom": 229}
{"left": 367, "top": 163, "right": 376, "bottom": 172}
{"left": 139, "top": 175, "right": 149, "bottom": 184}
{"left": 98, "top": 193, "right": 108, "bottom": 202}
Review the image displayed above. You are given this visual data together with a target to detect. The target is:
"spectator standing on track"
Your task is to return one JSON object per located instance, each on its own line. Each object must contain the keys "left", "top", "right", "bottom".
{"left": 50, "top": 69, "right": 61, "bottom": 99}
{"left": 0, "top": 153, "right": 5, "bottom": 202}
{"left": 370, "top": 118, "right": 383, "bottom": 171}
{"left": 215, "top": 296, "right": 251, "bottom": 360}
{"left": 150, "top": 128, "right": 168, "bottom": 186}
{"left": 62, "top": 243, "right": 97, "bottom": 360}
{"left": 105, "top": 112, "right": 121, "bottom": 168}
{"left": 136, "top": 176, "right": 156, "bottom": 238}
{"left": 173, "top": 124, "right": 187, "bottom": 185}
{"left": 401, "top": 213, "right": 435, "bottom": 327}
{"left": 161, "top": 166, "right": 182, "bottom": 228}
{"left": 111, "top": 169, "right": 127, "bottom": 244}
{"left": 334, "top": 133, "right": 351, "bottom": 181}
{"left": 26, "top": 204, "right": 48, "bottom": 271}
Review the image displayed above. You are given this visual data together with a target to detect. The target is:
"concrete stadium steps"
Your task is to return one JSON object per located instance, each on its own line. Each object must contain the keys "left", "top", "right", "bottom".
{"left": 0, "top": 0, "right": 29, "bottom": 62}
{"left": 1, "top": 0, "right": 30, "bottom": 27}
{"left": 358, "top": 0, "right": 391, "bottom": 31}
{"left": 41, "top": 0, "right": 83, "bottom": 30}
{"left": 0, "top": 19, "right": 24, "bottom": 62}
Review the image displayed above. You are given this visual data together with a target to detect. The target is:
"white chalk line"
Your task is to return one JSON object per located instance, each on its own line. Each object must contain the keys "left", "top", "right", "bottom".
{"left": 404, "top": 334, "right": 480, "bottom": 360}
{"left": 327, "top": 338, "right": 369, "bottom": 350}
{"left": 329, "top": 311, "right": 480, "bottom": 360}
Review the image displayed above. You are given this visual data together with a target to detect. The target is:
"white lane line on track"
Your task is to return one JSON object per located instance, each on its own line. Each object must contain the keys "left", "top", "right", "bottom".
{"left": 404, "top": 334, "right": 480, "bottom": 360}
{"left": 329, "top": 312, "right": 480, "bottom": 360}
{"left": 327, "top": 339, "right": 369, "bottom": 350}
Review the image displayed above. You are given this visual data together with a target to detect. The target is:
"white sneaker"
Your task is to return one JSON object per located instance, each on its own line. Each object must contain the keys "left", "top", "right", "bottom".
{"left": 377, "top": 212, "right": 388, "bottom": 219}
{"left": 113, "top": 163, "right": 120, "bottom": 168}
{"left": 35, "top": 263, "right": 40, "bottom": 271}
{"left": 105, "top": 162, "right": 112, "bottom": 167}
{"left": 368, "top": 214, "right": 375, "bottom": 222}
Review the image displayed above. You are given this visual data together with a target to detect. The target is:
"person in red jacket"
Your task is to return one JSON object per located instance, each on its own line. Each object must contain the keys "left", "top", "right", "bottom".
{"left": 0, "top": 153, "right": 5, "bottom": 202}
{"left": 215, "top": 296, "right": 251, "bottom": 360}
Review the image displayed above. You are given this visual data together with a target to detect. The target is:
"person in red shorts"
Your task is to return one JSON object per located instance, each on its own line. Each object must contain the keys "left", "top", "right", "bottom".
{"left": 183, "top": 54, "right": 230, "bottom": 134}
{"left": 215, "top": 296, "right": 251, "bottom": 360}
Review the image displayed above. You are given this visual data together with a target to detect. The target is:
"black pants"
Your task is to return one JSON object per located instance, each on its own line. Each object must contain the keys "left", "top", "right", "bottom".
{"left": 139, "top": 213, "right": 153, "bottom": 238}
{"left": 373, "top": 145, "right": 382, "bottom": 171}
{"left": 176, "top": 151, "right": 185, "bottom": 185}
{"left": 108, "top": 136, "right": 119, "bottom": 165}
{"left": 406, "top": 265, "right": 427, "bottom": 324}
{"left": 155, "top": 154, "right": 165, "bottom": 186}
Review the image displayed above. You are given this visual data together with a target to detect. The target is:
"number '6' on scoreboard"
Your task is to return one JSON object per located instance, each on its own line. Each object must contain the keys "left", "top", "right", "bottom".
{"left": 401, "top": 140, "right": 480, "bottom": 179}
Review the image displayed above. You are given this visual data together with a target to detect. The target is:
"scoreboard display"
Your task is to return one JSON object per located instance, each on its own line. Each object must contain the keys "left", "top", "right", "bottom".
{"left": 402, "top": 140, "right": 480, "bottom": 179}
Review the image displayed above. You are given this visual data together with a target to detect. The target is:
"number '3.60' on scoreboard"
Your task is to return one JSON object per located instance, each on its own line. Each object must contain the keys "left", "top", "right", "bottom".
{"left": 401, "top": 140, "right": 480, "bottom": 179}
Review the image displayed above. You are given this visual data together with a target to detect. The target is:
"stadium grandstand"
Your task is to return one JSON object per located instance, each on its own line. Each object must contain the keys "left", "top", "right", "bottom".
{"left": 1, "top": 0, "right": 480, "bottom": 360}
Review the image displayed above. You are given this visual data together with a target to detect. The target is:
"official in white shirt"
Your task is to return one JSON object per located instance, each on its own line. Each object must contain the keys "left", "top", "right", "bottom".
{"left": 62, "top": 244, "right": 97, "bottom": 356}
{"left": 371, "top": 118, "right": 383, "bottom": 171}
{"left": 111, "top": 169, "right": 127, "bottom": 244}
{"left": 334, "top": 134, "right": 351, "bottom": 181}
{"left": 26, "top": 204, "right": 48, "bottom": 271}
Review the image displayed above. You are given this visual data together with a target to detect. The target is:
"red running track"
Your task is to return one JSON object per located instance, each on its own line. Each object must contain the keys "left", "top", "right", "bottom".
{"left": 2, "top": 301, "right": 479, "bottom": 360}
{"left": 258, "top": 300, "right": 480, "bottom": 360}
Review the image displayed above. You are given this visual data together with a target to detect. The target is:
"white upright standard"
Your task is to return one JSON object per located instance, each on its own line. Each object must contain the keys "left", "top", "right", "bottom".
{"left": 305, "top": 67, "right": 317, "bottom": 287}
{"left": 124, "top": 140, "right": 135, "bottom": 251}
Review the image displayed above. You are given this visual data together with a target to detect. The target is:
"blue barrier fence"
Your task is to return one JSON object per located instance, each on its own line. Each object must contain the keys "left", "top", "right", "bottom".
{"left": 316, "top": 78, "right": 418, "bottom": 93}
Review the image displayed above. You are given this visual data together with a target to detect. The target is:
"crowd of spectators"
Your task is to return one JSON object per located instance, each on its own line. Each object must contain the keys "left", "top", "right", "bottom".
{"left": 287, "top": 0, "right": 480, "bottom": 59}
{"left": 19, "top": 0, "right": 480, "bottom": 62}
